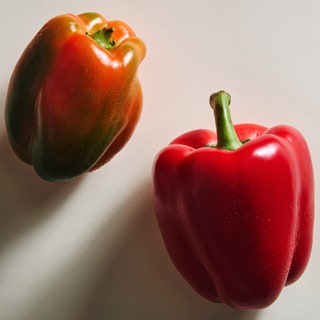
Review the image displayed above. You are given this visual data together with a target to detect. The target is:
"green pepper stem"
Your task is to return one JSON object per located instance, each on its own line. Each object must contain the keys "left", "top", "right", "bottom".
{"left": 87, "top": 27, "right": 116, "bottom": 50}
{"left": 209, "top": 91, "right": 243, "bottom": 151}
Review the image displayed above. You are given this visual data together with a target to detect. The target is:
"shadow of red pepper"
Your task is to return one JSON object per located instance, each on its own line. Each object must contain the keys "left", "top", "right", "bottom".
{"left": 75, "top": 181, "right": 260, "bottom": 320}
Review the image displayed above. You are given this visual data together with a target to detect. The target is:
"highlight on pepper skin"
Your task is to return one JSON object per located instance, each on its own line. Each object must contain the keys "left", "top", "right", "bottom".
{"left": 5, "top": 12, "right": 146, "bottom": 181}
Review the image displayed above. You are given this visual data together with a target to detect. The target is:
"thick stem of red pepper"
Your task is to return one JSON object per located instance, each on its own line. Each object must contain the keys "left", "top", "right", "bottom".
{"left": 209, "top": 91, "right": 243, "bottom": 151}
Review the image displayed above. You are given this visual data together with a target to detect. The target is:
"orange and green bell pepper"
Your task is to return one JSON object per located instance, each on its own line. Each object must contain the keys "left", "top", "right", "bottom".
{"left": 152, "top": 91, "right": 314, "bottom": 310}
{"left": 5, "top": 12, "right": 146, "bottom": 181}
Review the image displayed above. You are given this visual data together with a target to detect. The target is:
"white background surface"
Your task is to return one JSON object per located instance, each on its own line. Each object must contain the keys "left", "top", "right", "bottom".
{"left": 0, "top": 0, "right": 319, "bottom": 319}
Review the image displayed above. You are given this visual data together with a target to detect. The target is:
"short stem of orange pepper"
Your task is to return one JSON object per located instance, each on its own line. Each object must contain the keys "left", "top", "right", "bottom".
{"left": 87, "top": 27, "right": 116, "bottom": 50}
{"left": 209, "top": 91, "right": 243, "bottom": 151}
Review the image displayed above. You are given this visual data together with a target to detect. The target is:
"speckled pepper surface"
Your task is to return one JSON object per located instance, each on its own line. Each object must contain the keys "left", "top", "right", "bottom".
{"left": 5, "top": 12, "right": 146, "bottom": 181}
{"left": 152, "top": 91, "right": 314, "bottom": 310}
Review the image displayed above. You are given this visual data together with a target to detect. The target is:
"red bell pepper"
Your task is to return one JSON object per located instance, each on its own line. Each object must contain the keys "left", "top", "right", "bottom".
{"left": 152, "top": 91, "right": 314, "bottom": 310}
{"left": 5, "top": 12, "right": 146, "bottom": 181}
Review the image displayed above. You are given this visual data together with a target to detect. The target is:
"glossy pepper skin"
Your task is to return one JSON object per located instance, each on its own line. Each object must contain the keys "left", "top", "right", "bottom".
{"left": 152, "top": 91, "right": 314, "bottom": 310}
{"left": 5, "top": 12, "right": 146, "bottom": 181}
